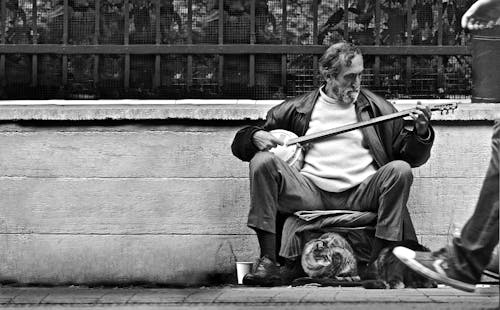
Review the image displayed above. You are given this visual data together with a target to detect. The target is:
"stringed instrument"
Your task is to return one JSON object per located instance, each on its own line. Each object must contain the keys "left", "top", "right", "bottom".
{"left": 269, "top": 103, "right": 457, "bottom": 170}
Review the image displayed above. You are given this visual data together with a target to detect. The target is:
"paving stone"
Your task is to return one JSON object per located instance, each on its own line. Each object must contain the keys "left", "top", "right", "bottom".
{"left": 39, "top": 288, "right": 105, "bottom": 304}
{"left": 128, "top": 289, "right": 199, "bottom": 304}
{"left": 182, "top": 288, "right": 226, "bottom": 303}
{"left": 97, "top": 289, "right": 143, "bottom": 304}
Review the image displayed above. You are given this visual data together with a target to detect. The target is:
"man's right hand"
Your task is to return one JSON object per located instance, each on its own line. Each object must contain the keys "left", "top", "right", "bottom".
{"left": 252, "top": 130, "right": 284, "bottom": 151}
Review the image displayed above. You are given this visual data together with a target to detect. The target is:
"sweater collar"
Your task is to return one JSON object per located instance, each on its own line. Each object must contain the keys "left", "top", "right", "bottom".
{"left": 296, "top": 87, "right": 370, "bottom": 114}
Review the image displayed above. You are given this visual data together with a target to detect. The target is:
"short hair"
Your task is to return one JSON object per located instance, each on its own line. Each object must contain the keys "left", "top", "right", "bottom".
{"left": 319, "top": 42, "right": 362, "bottom": 80}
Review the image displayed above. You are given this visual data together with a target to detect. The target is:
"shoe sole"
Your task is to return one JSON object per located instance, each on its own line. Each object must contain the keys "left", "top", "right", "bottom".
{"left": 393, "top": 246, "right": 476, "bottom": 293}
{"left": 482, "top": 269, "right": 500, "bottom": 280}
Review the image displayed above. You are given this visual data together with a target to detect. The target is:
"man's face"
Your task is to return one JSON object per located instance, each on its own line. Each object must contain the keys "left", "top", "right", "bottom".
{"left": 325, "top": 53, "right": 364, "bottom": 105}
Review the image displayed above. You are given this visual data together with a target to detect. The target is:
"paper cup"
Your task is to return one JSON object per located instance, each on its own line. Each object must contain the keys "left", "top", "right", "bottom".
{"left": 236, "top": 262, "right": 253, "bottom": 284}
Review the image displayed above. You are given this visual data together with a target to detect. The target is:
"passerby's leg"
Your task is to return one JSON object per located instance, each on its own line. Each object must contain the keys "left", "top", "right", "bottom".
{"left": 448, "top": 121, "right": 499, "bottom": 282}
{"left": 393, "top": 121, "right": 500, "bottom": 292}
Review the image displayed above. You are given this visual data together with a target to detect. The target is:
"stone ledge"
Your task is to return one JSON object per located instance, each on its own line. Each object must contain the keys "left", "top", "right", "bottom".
{"left": 0, "top": 100, "right": 497, "bottom": 121}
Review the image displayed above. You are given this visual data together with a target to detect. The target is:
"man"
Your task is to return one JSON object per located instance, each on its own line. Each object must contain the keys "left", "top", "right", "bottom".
{"left": 231, "top": 42, "right": 433, "bottom": 286}
{"left": 393, "top": 0, "right": 500, "bottom": 293}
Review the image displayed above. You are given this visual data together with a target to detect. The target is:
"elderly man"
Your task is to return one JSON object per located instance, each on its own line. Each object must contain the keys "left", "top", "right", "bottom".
{"left": 231, "top": 42, "right": 433, "bottom": 286}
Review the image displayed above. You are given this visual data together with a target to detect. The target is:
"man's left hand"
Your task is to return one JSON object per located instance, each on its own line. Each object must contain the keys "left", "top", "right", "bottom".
{"left": 409, "top": 102, "right": 431, "bottom": 137}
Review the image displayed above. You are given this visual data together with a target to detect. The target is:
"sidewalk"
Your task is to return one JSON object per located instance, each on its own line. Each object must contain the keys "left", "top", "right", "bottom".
{"left": 0, "top": 285, "right": 498, "bottom": 310}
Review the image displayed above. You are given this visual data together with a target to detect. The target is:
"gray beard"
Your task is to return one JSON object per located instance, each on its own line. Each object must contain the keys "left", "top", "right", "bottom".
{"left": 340, "top": 90, "right": 359, "bottom": 105}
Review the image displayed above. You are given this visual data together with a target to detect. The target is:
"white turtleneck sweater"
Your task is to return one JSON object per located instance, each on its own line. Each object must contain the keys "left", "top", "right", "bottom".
{"left": 300, "top": 88, "right": 376, "bottom": 192}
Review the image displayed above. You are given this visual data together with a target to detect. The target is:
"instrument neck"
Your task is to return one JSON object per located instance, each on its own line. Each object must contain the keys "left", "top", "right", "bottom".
{"left": 286, "top": 109, "right": 414, "bottom": 146}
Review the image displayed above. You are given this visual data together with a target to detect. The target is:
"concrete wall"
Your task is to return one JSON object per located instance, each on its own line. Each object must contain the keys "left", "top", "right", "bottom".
{"left": 0, "top": 102, "right": 497, "bottom": 286}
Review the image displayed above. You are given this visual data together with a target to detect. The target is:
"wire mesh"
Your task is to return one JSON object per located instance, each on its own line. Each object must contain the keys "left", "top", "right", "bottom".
{"left": 98, "top": 54, "right": 124, "bottom": 98}
{"left": 443, "top": 55, "right": 472, "bottom": 98}
{"left": 286, "top": 54, "right": 316, "bottom": 97}
{"left": 362, "top": 55, "right": 408, "bottom": 98}
{"left": 410, "top": 56, "right": 439, "bottom": 98}
{"left": 163, "top": 0, "right": 185, "bottom": 44}
{"left": 257, "top": 0, "right": 280, "bottom": 43}
{"left": 380, "top": 0, "right": 407, "bottom": 45}
{"left": 255, "top": 54, "right": 282, "bottom": 99}
{"left": 129, "top": 0, "right": 155, "bottom": 44}
{"left": 4, "top": 53, "right": 31, "bottom": 97}
{"left": 221, "top": 54, "right": 249, "bottom": 97}
{"left": 100, "top": 0, "right": 125, "bottom": 44}
{"left": 194, "top": 0, "right": 215, "bottom": 43}
{"left": 286, "top": 0, "right": 314, "bottom": 44}
{"left": 191, "top": 54, "right": 218, "bottom": 97}
{"left": 160, "top": 54, "right": 186, "bottom": 97}
{"left": 411, "top": 0, "right": 435, "bottom": 45}
{"left": 5, "top": 0, "right": 32, "bottom": 44}
{"left": 69, "top": 0, "right": 95, "bottom": 44}
{"left": 67, "top": 54, "right": 96, "bottom": 98}
{"left": 318, "top": 1, "right": 344, "bottom": 45}
{"left": 38, "top": 0, "right": 64, "bottom": 44}
{"left": 0, "top": 0, "right": 474, "bottom": 99}
{"left": 441, "top": 0, "right": 475, "bottom": 45}
{"left": 38, "top": 53, "right": 62, "bottom": 97}
{"left": 129, "top": 54, "right": 154, "bottom": 96}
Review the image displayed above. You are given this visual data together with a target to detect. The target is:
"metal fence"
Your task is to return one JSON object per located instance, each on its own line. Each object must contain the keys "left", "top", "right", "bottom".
{"left": 0, "top": 0, "right": 473, "bottom": 99}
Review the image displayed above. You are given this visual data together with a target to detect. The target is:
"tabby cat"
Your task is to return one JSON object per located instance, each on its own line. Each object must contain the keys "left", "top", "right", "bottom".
{"left": 301, "top": 232, "right": 358, "bottom": 279}
{"left": 299, "top": 234, "right": 437, "bottom": 289}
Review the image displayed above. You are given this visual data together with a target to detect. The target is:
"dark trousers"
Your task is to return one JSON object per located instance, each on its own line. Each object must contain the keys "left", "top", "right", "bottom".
{"left": 448, "top": 121, "right": 499, "bottom": 283}
{"left": 247, "top": 151, "right": 417, "bottom": 242}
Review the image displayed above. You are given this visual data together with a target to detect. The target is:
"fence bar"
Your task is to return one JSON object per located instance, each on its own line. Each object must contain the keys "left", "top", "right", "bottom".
{"left": 187, "top": 0, "right": 193, "bottom": 88}
{"left": 405, "top": 0, "right": 412, "bottom": 91}
{"left": 124, "top": 0, "right": 130, "bottom": 89}
{"left": 155, "top": 0, "right": 161, "bottom": 44}
{"left": 437, "top": 0, "right": 444, "bottom": 94}
{"left": 1, "top": 0, "right": 5, "bottom": 87}
{"left": 0, "top": 0, "right": 4, "bottom": 44}
{"left": 312, "top": 0, "right": 318, "bottom": 87}
{"left": 32, "top": 0, "right": 38, "bottom": 87}
{"left": 218, "top": 0, "right": 224, "bottom": 89}
{"left": 62, "top": 0, "right": 69, "bottom": 86}
{"left": 249, "top": 0, "right": 255, "bottom": 87}
{"left": 154, "top": 0, "right": 161, "bottom": 89}
{"left": 281, "top": 0, "right": 287, "bottom": 90}
{"left": 343, "top": 0, "right": 349, "bottom": 40}
{"left": 0, "top": 44, "right": 471, "bottom": 55}
{"left": 94, "top": 0, "right": 100, "bottom": 86}
{"left": 374, "top": 0, "right": 381, "bottom": 87}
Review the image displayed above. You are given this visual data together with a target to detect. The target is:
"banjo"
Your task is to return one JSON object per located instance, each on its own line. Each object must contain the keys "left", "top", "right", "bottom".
{"left": 269, "top": 103, "right": 457, "bottom": 170}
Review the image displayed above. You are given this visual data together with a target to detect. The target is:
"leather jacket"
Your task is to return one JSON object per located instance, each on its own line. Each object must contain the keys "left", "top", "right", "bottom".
{"left": 231, "top": 88, "right": 434, "bottom": 168}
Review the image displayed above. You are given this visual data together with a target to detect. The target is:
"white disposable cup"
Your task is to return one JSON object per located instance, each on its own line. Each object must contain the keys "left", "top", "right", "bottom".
{"left": 236, "top": 262, "right": 253, "bottom": 284}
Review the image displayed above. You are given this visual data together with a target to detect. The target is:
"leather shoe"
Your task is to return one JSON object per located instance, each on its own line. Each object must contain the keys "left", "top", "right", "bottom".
{"left": 242, "top": 256, "right": 281, "bottom": 286}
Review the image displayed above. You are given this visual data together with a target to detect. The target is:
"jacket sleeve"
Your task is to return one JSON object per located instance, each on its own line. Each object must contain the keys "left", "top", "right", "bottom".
{"left": 391, "top": 116, "right": 435, "bottom": 168}
{"left": 231, "top": 106, "right": 283, "bottom": 162}
{"left": 362, "top": 89, "right": 435, "bottom": 168}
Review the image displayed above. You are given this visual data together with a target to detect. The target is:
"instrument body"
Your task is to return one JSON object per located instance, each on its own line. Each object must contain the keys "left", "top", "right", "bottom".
{"left": 268, "top": 103, "right": 457, "bottom": 169}
{"left": 268, "top": 129, "right": 304, "bottom": 170}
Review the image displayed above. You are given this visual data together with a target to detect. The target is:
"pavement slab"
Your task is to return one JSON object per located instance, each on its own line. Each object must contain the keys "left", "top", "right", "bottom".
{"left": 0, "top": 285, "right": 497, "bottom": 309}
